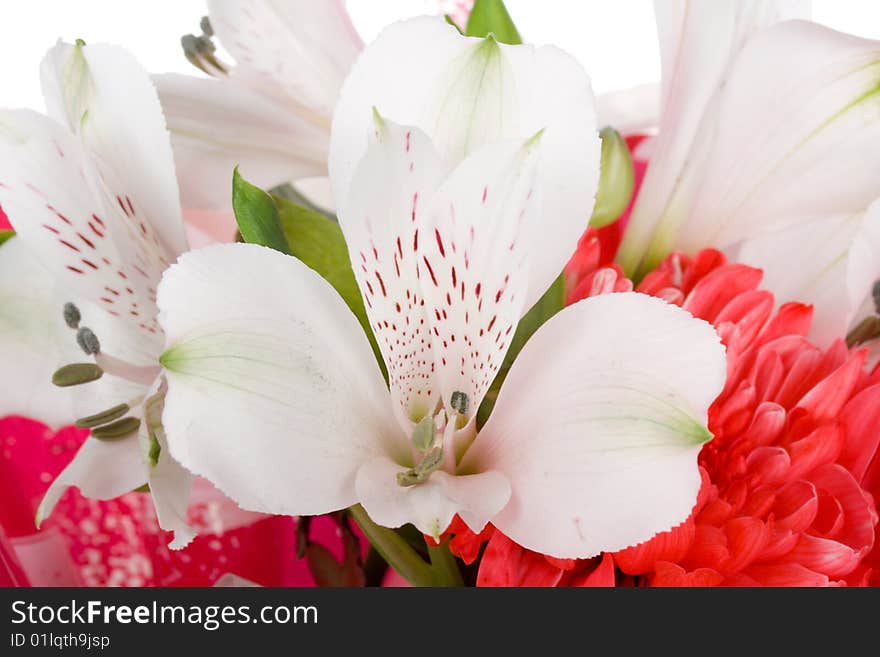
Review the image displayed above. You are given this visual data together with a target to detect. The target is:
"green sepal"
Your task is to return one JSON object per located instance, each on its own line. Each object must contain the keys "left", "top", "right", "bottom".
{"left": 275, "top": 196, "right": 387, "bottom": 382}
{"left": 465, "top": 0, "right": 523, "bottom": 44}
{"left": 477, "top": 273, "right": 565, "bottom": 427}
{"left": 0, "top": 230, "right": 14, "bottom": 247}
{"left": 232, "top": 168, "right": 292, "bottom": 255}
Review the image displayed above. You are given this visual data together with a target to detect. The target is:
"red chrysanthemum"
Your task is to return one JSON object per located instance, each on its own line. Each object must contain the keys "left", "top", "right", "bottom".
{"left": 450, "top": 241, "right": 880, "bottom": 587}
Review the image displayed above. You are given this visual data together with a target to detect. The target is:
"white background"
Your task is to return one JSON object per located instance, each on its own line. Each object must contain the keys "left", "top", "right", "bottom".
{"left": 0, "top": 0, "right": 878, "bottom": 110}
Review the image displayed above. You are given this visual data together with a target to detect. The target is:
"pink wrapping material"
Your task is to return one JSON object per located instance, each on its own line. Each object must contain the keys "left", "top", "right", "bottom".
{"left": 0, "top": 416, "right": 353, "bottom": 586}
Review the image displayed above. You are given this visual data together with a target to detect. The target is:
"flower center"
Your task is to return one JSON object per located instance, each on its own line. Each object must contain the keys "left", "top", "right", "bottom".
{"left": 53, "top": 302, "right": 163, "bottom": 447}
{"left": 397, "top": 390, "right": 471, "bottom": 487}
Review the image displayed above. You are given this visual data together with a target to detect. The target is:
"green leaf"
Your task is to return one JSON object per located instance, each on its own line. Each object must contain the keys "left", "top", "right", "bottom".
{"left": 275, "top": 196, "right": 387, "bottom": 381}
{"left": 0, "top": 230, "right": 14, "bottom": 247}
{"left": 231, "top": 168, "right": 291, "bottom": 255}
{"left": 268, "top": 182, "right": 337, "bottom": 222}
{"left": 590, "top": 127, "right": 635, "bottom": 228}
{"left": 465, "top": 0, "right": 522, "bottom": 44}
{"left": 444, "top": 14, "right": 464, "bottom": 34}
{"left": 476, "top": 273, "right": 565, "bottom": 427}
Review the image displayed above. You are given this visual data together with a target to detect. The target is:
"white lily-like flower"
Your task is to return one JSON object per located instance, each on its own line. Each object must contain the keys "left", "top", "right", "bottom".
{"left": 157, "top": 18, "right": 726, "bottom": 558}
{"left": 0, "top": 41, "right": 195, "bottom": 547}
{"left": 614, "top": 1, "right": 880, "bottom": 350}
{"left": 153, "top": 0, "right": 364, "bottom": 222}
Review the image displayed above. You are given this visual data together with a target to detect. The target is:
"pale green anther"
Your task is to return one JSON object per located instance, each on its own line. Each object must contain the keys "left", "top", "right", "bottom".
{"left": 52, "top": 363, "right": 103, "bottom": 387}
{"left": 90, "top": 417, "right": 141, "bottom": 440}
{"left": 411, "top": 416, "right": 435, "bottom": 452}
{"left": 75, "top": 403, "right": 130, "bottom": 429}
{"left": 62, "top": 302, "right": 81, "bottom": 329}
{"left": 396, "top": 470, "right": 423, "bottom": 487}
{"left": 397, "top": 447, "right": 444, "bottom": 487}
{"left": 846, "top": 315, "right": 880, "bottom": 347}
{"left": 589, "top": 127, "right": 635, "bottom": 229}
{"left": 450, "top": 391, "right": 470, "bottom": 415}
{"left": 74, "top": 38, "right": 86, "bottom": 47}
{"left": 76, "top": 326, "right": 100, "bottom": 355}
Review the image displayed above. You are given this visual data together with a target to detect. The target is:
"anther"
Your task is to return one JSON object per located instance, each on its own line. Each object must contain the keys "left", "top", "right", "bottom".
{"left": 450, "top": 391, "right": 470, "bottom": 415}
{"left": 90, "top": 417, "right": 141, "bottom": 440}
{"left": 63, "top": 302, "right": 81, "bottom": 329}
{"left": 397, "top": 446, "right": 444, "bottom": 487}
{"left": 846, "top": 315, "right": 880, "bottom": 348}
{"left": 75, "top": 403, "right": 130, "bottom": 429}
{"left": 52, "top": 363, "right": 103, "bottom": 387}
{"left": 199, "top": 15, "right": 213, "bottom": 37}
{"left": 76, "top": 327, "right": 101, "bottom": 355}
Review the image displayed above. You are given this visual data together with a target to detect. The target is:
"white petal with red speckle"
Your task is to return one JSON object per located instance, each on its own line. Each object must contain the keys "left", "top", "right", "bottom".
{"left": 339, "top": 119, "right": 447, "bottom": 425}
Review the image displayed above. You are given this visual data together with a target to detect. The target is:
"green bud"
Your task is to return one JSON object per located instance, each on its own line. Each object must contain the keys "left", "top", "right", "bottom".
{"left": 590, "top": 127, "right": 635, "bottom": 229}
{"left": 90, "top": 417, "right": 141, "bottom": 440}
{"left": 52, "top": 363, "right": 103, "bottom": 387}
{"left": 75, "top": 403, "right": 130, "bottom": 428}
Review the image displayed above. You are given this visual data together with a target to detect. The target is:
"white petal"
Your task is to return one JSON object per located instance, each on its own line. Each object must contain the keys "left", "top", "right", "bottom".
{"left": 154, "top": 73, "right": 328, "bottom": 213}
{"left": 330, "top": 17, "right": 600, "bottom": 306}
{"left": 144, "top": 416, "right": 195, "bottom": 550}
{"left": 595, "top": 83, "right": 660, "bottom": 134}
{"left": 619, "top": 0, "right": 811, "bottom": 274}
{"left": 207, "top": 0, "right": 362, "bottom": 118}
{"left": 0, "top": 109, "right": 166, "bottom": 352}
{"left": 463, "top": 292, "right": 726, "bottom": 558}
{"left": 41, "top": 42, "right": 187, "bottom": 258}
{"left": 37, "top": 433, "right": 146, "bottom": 528}
{"left": 157, "top": 243, "right": 404, "bottom": 516}
{"left": 0, "top": 237, "right": 77, "bottom": 426}
{"left": 846, "top": 199, "right": 880, "bottom": 328}
{"left": 339, "top": 119, "right": 446, "bottom": 425}
{"left": 682, "top": 21, "right": 880, "bottom": 252}
{"left": 355, "top": 456, "right": 510, "bottom": 540}
{"left": 419, "top": 136, "right": 542, "bottom": 416}
{"left": 736, "top": 205, "right": 880, "bottom": 346}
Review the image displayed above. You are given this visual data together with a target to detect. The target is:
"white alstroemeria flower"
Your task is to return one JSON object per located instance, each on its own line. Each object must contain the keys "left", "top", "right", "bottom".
{"left": 0, "top": 42, "right": 195, "bottom": 547}
{"left": 153, "top": 0, "right": 364, "bottom": 220}
{"left": 617, "top": 0, "right": 811, "bottom": 277}
{"left": 615, "top": 1, "right": 880, "bottom": 350}
{"left": 157, "top": 18, "right": 726, "bottom": 558}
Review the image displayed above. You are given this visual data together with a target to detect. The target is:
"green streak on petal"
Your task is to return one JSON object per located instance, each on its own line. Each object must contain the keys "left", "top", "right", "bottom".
{"left": 0, "top": 230, "right": 14, "bottom": 247}
{"left": 430, "top": 32, "right": 516, "bottom": 162}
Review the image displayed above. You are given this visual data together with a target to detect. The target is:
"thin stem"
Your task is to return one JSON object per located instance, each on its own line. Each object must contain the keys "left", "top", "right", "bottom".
{"left": 348, "top": 504, "right": 434, "bottom": 587}
{"left": 427, "top": 542, "right": 464, "bottom": 587}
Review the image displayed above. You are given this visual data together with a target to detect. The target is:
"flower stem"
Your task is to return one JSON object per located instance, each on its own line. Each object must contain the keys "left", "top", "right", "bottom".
{"left": 427, "top": 542, "right": 464, "bottom": 587}
{"left": 348, "top": 504, "right": 434, "bottom": 587}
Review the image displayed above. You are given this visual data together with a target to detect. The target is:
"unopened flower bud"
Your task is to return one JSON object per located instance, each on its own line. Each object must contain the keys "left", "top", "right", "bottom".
{"left": 590, "top": 126, "right": 635, "bottom": 229}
